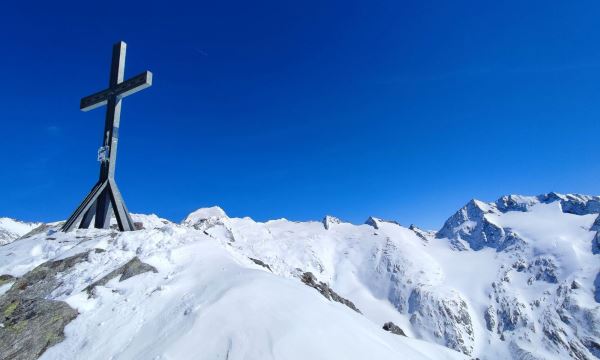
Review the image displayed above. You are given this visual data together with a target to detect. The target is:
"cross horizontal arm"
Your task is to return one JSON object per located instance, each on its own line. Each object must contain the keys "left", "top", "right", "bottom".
{"left": 80, "top": 71, "right": 153, "bottom": 111}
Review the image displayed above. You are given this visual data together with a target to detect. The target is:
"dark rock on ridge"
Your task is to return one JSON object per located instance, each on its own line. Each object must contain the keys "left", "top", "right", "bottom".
{"left": 249, "top": 258, "right": 272, "bottom": 272}
{"left": 300, "top": 272, "right": 361, "bottom": 314}
{"left": 85, "top": 256, "right": 157, "bottom": 295}
{"left": 0, "top": 251, "right": 94, "bottom": 360}
{"left": 0, "top": 297, "right": 77, "bottom": 360}
{"left": 383, "top": 321, "right": 406, "bottom": 336}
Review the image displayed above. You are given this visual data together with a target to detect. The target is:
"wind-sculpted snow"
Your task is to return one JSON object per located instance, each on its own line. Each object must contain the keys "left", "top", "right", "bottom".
{"left": 1, "top": 192, "right": 598, "bottom": 359}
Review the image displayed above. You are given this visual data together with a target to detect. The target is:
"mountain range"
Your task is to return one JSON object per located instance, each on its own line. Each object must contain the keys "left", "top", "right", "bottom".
{"left": 0, "top": 193, "right": 598, "bottom": 359}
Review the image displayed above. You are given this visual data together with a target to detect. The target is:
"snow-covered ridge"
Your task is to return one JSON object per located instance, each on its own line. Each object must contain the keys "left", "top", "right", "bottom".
{"left": 1, "top": 192, "right": 598, "bottom": 360}
{"left": 178, "top": 192, "right": 600, "bottom": 359}
{"left": 0, "top": 217, "right": 42, "bottom": 245}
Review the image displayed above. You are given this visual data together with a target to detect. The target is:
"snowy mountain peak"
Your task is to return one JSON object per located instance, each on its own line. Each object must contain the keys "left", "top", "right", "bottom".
{"left": 495, "top": 192, "right": 600, "bottom": 215}
{"left": 438, "top": 192, "right": 600, "bottom": 251}
{"left": 0, "top": 217, "right": 42, "bottom": 245}
{"left": 183, "top": 206, "right": 228, "bottom": 222}
{"left": 322, "top": 215, "right": 343, "bottom": 229}
{"left": 365, "top": 216, "right": 401, "bottom": 229}
{"left": 181, "top": 206, "right": 230, "bottom": 233}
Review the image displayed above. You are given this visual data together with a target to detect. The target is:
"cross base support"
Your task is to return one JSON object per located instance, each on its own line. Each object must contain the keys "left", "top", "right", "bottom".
{"left": 62, "top": 178, "right": 135, "bottom": 232}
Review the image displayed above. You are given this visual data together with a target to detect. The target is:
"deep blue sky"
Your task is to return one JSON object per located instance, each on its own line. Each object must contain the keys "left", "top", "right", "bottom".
{"left": 1, "top": 1, "right": 599, "bottom": 229}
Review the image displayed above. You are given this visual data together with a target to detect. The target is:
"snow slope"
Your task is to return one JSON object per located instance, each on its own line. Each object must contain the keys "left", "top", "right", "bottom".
{"left": 182, "top": 193, "right": 600, "bottom": 359}
{"left": 1, "top": 193, "right": 598, "bottom": 360}
{"left": 0, "top": 216, "right": 464, "bottom": 360}
{"left": 0, "top": 217, "right": 41, "bottom": 245}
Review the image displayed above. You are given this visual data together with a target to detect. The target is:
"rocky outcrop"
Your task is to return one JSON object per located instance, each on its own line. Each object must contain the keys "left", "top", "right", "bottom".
{"left": 496, "top": 193, "right": 600, "bottom": 216}
{"left": 407, "top": 286, "right": 474, "bottom": 356}
{"left": 592, "top": 215, "right": 600, "bottom": 255}
{"left": 85, "top": 257, "right": 157, "bottom": 295}
{"left": 182, "top": 206, "right": 228, "bottom": 231}
{"left": 0, "top": 252, "right": 93, "bottom": 360}
{"left": 408, "top": 225, "right": 433, "bottom": 243}
{"left": 527, "top": 256, "right": 559, "bottom": 284}
{"left": 594, "top": 273, "right": 600, "bottom": 304}
{"left": 489, "top": 281, "right": 530, "bottom": 333}
{"left": 539, "top": 193, "right": 600, "bottom": 215}
{"left": 383, "top": 321, "right": 406, "bottom": 336}
{"left": 365, "top": 217, "right": 401, "bottom": 230}
{"left": 322, "top": 216, "right": 342, "bottom": 230}
{"left": 436, "top": 193, "right": 600, "bottom": 252}
{"left": 495, "top": 195, "right": 539, "bottom": 212}
{"left": 436, "top": 199, "right": 524, "bottom": 251}
{"left": 0, "top": 275, "right": 15, "bottom": 287}
{"left": 9, "top": 251, "right": 93, "bottom": 299}
{"left": 249, "top": 257, "right": 272, "bottom": 272}
{"left": 0, "top": 297, "right": 77, "bottom": 360}
{"left": 182, "top": 207, "right": 235, "bottom": 242}
{"left": 300, "top": 272, "right": 361, "bottom": 314}
{"left": 18, "top": 224, "right": 53, "bottom": 240}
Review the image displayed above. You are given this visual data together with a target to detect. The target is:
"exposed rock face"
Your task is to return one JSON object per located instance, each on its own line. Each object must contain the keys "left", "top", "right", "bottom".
{"left": 527, "top": 256, "right": 559, "bottom": 284}
{"left": 181, "top": 207, "right": 235, "bottom": 242}
{"left": 9, "top": 251, "right": 92, "bottom": 299}
{"left": 442, "top": 193, "right": 600, "bottom": 252}
{"left": 365, "top": 217, "right": 401, "bottom": 230}
{"left": 436, "top": 199, "right": 520, "bottom": 251}
{"left": 322, "top": 215, "right": 342, "bottom": 230}
{"left": 0, "top": 297, "right": 77, "bottom": 360}
{"left": 496, "top": 193, "right": 600, "bottom": 216}
{"left": 300, "top": 272, "right": 361, "bottom": 314}
{"left": 0, "top": 252, "right": 91, "bottom": 360}
{"left": 594, "top": 273, "right": 600, "bottom": 304}
{"left": 0, "top": 275, "right": 15, "bottom": 287}
{"left": 495, "top": 194, "right": 539, "bottom": 212}
{"left": 434, "top": 193, "right": 600, "bottom": 358}
{"left": 18, "top": 224, "right": 53, "bottom": 240}
{"left": 489, "top": 280, "right": 530, "bottom": 333}
{"left": 540, "top": 193, "right": 600, "bottom": 215}
{"left": 85, "top": 257, "right": 157, "bottom": 295}
{"left": 591, "top": 215, "right": 600, "bottom": 232}
{"left": 407, "top": 286, "right": 474, "bottom": 356}
{"left": 249, "top": 257, "right": 272, "bottom": 272}
{"left": 592, "top": 215, "right": 600, "bottom": 255}
{"left": 408, "top": 224, "right": 433, "bottom": 243}
{"left": 383, "top": 321, "right": 406, "bottom": 336}
{"left": 182, "top": 206, "right": 228, "bottom": 230}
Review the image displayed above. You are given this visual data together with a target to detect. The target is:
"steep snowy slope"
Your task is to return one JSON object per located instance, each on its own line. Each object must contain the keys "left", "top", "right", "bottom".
{"left": 0, "top": 218, "right": 42, "bottom": 246}
{"left": 0, "top": 216, "right": 464, "bottom": 360}
{"left": 183, "top": 193, "right": 600, "bottom": 359}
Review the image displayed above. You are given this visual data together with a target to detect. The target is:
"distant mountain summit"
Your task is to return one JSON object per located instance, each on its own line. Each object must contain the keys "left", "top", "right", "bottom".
{"left": 0, "top": 217, "right": 42, "bottom": 245}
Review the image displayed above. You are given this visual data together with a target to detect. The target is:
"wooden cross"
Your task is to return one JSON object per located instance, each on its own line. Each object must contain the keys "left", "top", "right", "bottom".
{"left": 62, "top": 41, "right": 152, "bottom": 232}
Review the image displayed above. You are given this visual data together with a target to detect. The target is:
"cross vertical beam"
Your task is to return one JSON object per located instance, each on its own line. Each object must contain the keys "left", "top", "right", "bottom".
{"left": 62, "top": 41, "right": 152, "bottom": 232}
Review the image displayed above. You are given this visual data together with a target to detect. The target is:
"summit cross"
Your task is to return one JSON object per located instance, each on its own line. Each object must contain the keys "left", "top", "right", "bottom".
{"left": 62, "top": 41, "right": 152, "bottom": 232}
